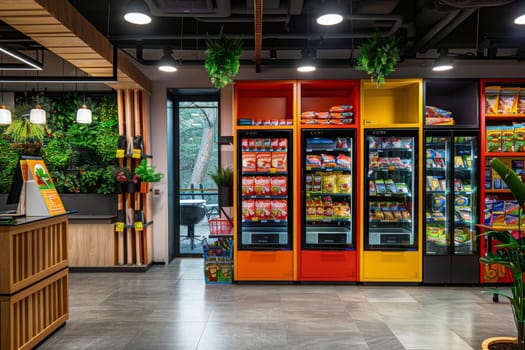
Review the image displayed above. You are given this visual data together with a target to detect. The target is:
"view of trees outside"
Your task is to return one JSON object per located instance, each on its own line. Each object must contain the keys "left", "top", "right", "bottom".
{"left": 178, "top": 101, "right": 219, "bottom": 195}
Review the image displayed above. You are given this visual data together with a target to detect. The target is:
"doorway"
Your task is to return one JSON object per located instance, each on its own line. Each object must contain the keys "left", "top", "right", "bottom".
{"left": 168, "top": 89, "right": 220, "bottom": 258}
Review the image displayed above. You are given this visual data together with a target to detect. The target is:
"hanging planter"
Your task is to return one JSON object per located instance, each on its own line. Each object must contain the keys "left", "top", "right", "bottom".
{"left": 204, "top": 27, "right": 243, "bottom": 89}
{"left": 355, "top": 32, "right": 400, "bottom": 87}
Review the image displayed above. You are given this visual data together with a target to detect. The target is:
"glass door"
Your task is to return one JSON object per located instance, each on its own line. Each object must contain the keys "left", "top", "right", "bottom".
{"left": 364, "top": 129, "right": 418, "bottom": 250}
{"left": 238, "top": 129, "right": 293, "bottom": 250}
{"left": 302, "top": 129, "right": 355, "bottom": 249}
{"left": 424, "top": 134, "right": 451, "bottom": 254}
{"left": 453, "top": 134, "right": 478, "bottom": 255}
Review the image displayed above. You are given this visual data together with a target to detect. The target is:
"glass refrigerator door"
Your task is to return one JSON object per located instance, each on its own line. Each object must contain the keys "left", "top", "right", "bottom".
{"left": 453, "top": 135, "right": 478, "bottom": 255}
{"left": 238, "top": 131, "right": 292, "bottom": 250}
{"left": 365, "top": 131, "right": 417, "bottom": 249}
{"left": 302, "top": 130, "right": 354, "bottom": 249}
{"left": 425, "top": 135, "right": 451, "bottom": 255}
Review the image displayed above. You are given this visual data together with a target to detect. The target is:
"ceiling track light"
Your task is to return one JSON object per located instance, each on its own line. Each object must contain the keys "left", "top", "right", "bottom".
{"left": 123, "top": 0, "right": 152, "bottom": 25}
{"left": 317, "top": 0, "right": 343, "bottom": 26}
{"left": 158, "top": 48, "right": 178, "bottom": 72}
{"left": 297, "top": 47, "right": 317, "bottom": 72}
{"left": 432, "top": 48, "right": 454, "bottom": 72}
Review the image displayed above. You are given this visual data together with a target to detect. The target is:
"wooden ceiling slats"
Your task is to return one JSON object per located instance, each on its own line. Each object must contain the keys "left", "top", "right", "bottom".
{"left": 0, "top": 0, "right": 151, "bottom": 91}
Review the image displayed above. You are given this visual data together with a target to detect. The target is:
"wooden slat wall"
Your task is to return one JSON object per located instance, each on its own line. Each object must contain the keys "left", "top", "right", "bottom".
{"left": 0, "top": 0, "right": 151, "bottom": 92}
{"left": 0, "top": 215, "right": 68, "bottom": 295}
{"left": 0, "top": 268, "right": 68, "bottom": 350}
{"left": 116, "top": 89, "right": 152, "bottom": 266}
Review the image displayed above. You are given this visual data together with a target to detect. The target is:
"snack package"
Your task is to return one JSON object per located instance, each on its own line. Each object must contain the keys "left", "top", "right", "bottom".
{"left": 335, "top": 153, "right": 352, "bottom": 168}
{"left": 329, "top": 105, "right": 352, "bottom": 113}
{"left": 256, "top": 152, "right": 272, "bottom": 172}
{"left": 335, "top": 137, "right": 349, "bottom": 149}
{"left": 242, "top": 152, "right": 257, "bottom": 172}
{"left": 301, "top": 111, "right": 317, "bottom": 119}
{"left": 317, "top": 111, "right": 331, "bottom": 119}
{"left": 385, "top": 179, "right": 396, "bottom": 193}
{"left": 485, "top": 86, "right": 501, "bottom": 114}
{"left": 454, "top": 179, "right": 464, "bottom": 192}
{"left": 321, "top": 153, "right": 336, "bottom": 168}
{"left": 306, "top": 199, "right": 316, "bottom": 220}
{"left": 271, "top": 199, "right": 288, "bottom": 221}
{"left": 498, "top": 87, "right": 519, "bottom": 114}
{"left": 486, "top": 126, "right": 502, "bottom": 152}
{"left": 330, "top": 111, "right": 353, "bottom": 118}
{"left": 241, "top": 176, "right": 255, "bottom": 196}
{"left": 514, "top": 124, "right": 525, "bottom": 152}
{"left": 395, "top": 183, "right": 409, "bottom": 194}
{"left": 454, "top": 156, "right": 464, "bottom": 168}
{"left": 242, "top": 199, "right": 256, "bottom": 221}
{"left": 518, "top": 89, "right": 525, "bottom": 114}
{"left": 369, "top": 180, "right": 376, "bottom": 195}
{"left": 272, "top": 152, "right": 288, "bottom": 172}
{"left": 305, "top": 174, "right": 313, "bottom": 191}
{"left": 313, "top": 173, "right": 322, "bottom": 192}
{"left": 501, "top": 125, "right": 515, "bottom": 152}
{"left": 278, "top": 138, "right": 288, "bottom": 150}
{"left": 255, "top": 199, "right": 272, "bottom": 220}
{"left": 375, "top": 179, "right": 386, "bottom": 193}
{"left": 323, "top": 174, "right": 337, "bottom": 193}
{"left": 254, "top": 176, "right": 271, "bottom": 196}
{"left": 369, "top": 136, "right": 381, "bottom": 149}
{"left": 306, "top": 155, "right": 322, "bottom": 168}
{"left": 337, "top": 174, "right": 352, "bottom": 193}
{"left": 270, "top": 176, "right": 288, "bottom": 196}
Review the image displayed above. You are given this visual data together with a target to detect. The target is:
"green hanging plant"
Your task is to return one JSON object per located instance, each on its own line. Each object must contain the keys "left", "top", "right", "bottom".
{"left": 204, "top": 27, "right": 243, "bottom": 89}
{"left": 355, "top": 32, "right": 400, "bottom": 87}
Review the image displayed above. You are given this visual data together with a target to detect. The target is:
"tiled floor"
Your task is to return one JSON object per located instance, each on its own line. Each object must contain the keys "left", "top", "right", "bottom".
{"left": 37, "top": 259, "right": 514, "bottom": 350}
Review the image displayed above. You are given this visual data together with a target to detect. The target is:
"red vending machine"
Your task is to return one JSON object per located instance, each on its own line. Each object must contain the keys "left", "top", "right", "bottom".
{"left": 297, "top": 80, "right": 360, "bottom": 281}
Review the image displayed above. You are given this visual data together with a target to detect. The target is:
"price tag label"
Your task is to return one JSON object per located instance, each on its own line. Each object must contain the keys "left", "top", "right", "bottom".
{"left": 134, "top": 221, "right": 143, "bottom": 231}
{"left": 115, "top": 222, "right": 125, "bottom": 232}
{"left": 132, "top": 148, "right": 142, "bottom": 159}
{"left": 116, "top": 149, "right": 125, "bottom": 158}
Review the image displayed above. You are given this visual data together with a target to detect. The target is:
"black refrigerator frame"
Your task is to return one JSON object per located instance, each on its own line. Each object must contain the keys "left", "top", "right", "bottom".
{"left": 423, "top": 128, "right": 480, "bottom": 284}
{"left": 300, "top": 129, "right": 356, "bottom": 250}
{"left": 237, "top": 129, "right": 293, "bottom": 251}
{"left": 363, "top": 128, "right": 419, "bottom": 251}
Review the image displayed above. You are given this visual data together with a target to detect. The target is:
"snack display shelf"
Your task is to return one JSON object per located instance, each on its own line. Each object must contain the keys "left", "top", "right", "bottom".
{"left": 307, "top": 193, "right": 352, "bottom": 198}
{"left": 300, "top": 123, "right": 357, "bottom": 129}
{"left": 485, "top": 113, "right": 525, "bottom": 119}
{"left": 306, "top": 219, "right": 351, "bottom": 224}
{"left": 485, "top": 152, "right": 525, "bottom": 157}
{"left": 236, "top": 125, "right": 295, "bottom": 131}
{"left": 242, "top": 195, "right": 288, "bottom": 200}
{"left": 485, "top": 189, "right": 512, "bottom": 194}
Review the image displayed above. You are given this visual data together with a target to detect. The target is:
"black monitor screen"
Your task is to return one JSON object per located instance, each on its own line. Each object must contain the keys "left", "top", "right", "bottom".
{"left": 6, "top": 155, "right": 42, "bottom": 205}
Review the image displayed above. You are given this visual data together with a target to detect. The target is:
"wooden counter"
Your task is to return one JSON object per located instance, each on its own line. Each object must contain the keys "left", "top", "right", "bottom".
{"left": 0, "top": 214, "right": 69, "bottom": 350}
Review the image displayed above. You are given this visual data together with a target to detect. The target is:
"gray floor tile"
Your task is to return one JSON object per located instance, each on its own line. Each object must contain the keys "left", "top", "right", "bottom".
{"left": 34, "top": 258, "right": 517, "bottom": 350}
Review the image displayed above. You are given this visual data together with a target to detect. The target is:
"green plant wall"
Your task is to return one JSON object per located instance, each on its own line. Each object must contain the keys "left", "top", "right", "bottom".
{"left": 1, "top": 92, "right": 119, "bottom": 195}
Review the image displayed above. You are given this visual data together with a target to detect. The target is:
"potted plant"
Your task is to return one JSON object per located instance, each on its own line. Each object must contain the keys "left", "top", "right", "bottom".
{"left": 480, "top": 157, "right": 525, "bottom": 350}
{"left": 355, "top": 32, "right": 399, "bottom": 87}
{"left": 204, "top": 27, "right": 243, "bottom": 89}
{"left": 4, "top": 115, "right": 46, "bottom": 155}
{"left": 133, "top": 159, "right": 164, "bottom": 193}
{"left": 209, "top": 166, "right": 234, "bottom": 207}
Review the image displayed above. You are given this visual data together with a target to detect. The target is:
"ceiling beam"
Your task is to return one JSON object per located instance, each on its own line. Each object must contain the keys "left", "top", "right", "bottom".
{"left": 0, "top": 0, "right": 151, "bottom": 92}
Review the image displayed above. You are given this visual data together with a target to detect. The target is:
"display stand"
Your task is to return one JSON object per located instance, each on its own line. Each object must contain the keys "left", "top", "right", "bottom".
{"left": 203, "top": 218, "right": 233, "bottom": 283}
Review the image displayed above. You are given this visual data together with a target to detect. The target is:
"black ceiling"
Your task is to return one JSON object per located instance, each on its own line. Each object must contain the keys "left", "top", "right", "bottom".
{"left": 1, "top": 0, "right": 525, "bottom": 70}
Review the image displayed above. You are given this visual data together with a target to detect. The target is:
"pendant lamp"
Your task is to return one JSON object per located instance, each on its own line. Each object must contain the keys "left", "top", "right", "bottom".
{"left": 76, "top": 104, "right": 92, "bottom": 124}
{"left": 29, "top": 103, "right": 46, "bottom": 124}
{"left": 0, "top": 104, "right": 11, "bottom": 125}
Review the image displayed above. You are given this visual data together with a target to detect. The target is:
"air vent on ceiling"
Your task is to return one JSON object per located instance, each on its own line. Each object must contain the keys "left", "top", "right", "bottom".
{"left": 152, "top": 0, "right": 214, "bottom": 14}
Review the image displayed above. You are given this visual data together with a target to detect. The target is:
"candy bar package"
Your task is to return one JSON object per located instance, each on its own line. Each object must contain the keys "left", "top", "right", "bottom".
{"left": 498, "top": 87, "right": 519, "bottom": 114}
{"left": 485, "top": 86, "right": 501, "bottom": 114}
{"left": 518, "top": 89, "right": 525, "bottom": 114}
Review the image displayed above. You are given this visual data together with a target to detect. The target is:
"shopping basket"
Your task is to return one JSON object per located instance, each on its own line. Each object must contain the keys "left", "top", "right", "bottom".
{"left": 208, "top": 217, "right": 233, "bottom": 236}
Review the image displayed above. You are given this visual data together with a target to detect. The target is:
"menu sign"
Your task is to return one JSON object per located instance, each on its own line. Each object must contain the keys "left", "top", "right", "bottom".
{"left": 24, "top": 159, "right": 66, "bottom": 216}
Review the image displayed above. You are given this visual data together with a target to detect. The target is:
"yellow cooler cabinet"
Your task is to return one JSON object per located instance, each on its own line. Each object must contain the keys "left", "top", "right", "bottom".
{"left": 360, "top": 79, "right": 423, "bottom": 283}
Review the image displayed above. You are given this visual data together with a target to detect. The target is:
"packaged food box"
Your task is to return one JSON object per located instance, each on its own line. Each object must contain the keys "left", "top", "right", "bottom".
{"left": 271, "top": 199, "right": 288, "bottom": 221}
{"left": 256, "top": 152, "right": 272, "bottom": 172}
{"left": 242, "top": 152, "right": 256, "bottom": 172}
{"left": 254, "top": 176, "right": 271, "bottom": 196}
{"left": 272, "top": 152, "right": 287, "bottom": 172}
{"left": 270, "top": 176, "right": 287, "bottom": 196}
{"left": 242, "top": 199, "right": 256, "bottom": 221}
{"left": 241, "top": 176, "right": 255, "bottom": 195}
{"left": 255, "top": 199, "right": 272, "bottom": 220}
